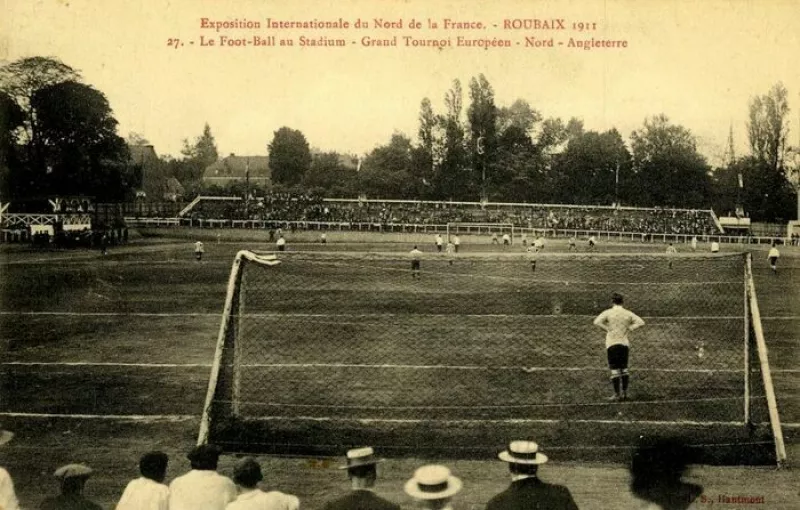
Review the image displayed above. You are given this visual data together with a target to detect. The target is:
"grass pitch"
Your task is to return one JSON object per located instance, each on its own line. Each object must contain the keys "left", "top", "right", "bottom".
{"left": 1, "top": 235, "right": 798, "bottom": 508}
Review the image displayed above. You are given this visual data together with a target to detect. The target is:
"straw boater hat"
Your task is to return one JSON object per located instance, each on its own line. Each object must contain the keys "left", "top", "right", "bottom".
{"left": 404, "top": 465, "right": 462, "bottom": 500}
{"left": 54, "top": 463, "right": 93, "bottom": 480}
{"left": 498, "top": 441, "right": 549, "bottom": 465}
{"left": 339, "top": 446, "right": 384, "bottom": 470}
{"left": 0, "top": 425, "right": 13, "bottom": 447}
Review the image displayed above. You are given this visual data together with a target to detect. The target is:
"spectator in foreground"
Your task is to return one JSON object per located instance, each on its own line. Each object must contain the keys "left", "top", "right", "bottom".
{"left": 169, "top": 444, "right": 236, "bottom": 510}
{"left": 404, "top": 465, "right": 462, "bottom": 510}
{"left": 0, "top": 425, "right": 19, "bottom": 510}
{"left": 629, "top": 438, "right": 702, "bottom": 510}
{"left": 485, "top": 441, "right": 578, "bottom": 510}
{"left": 40, "top": 463, "right": 102, "bottom": 510}
{"left": 116, "top": 451, "right": 170, "bottom": 510}
{"left": 227, "top": 457, "right": 299, "bottom": 510}
{"left": 323, "top": 447, "right": 399, "bottom": 510}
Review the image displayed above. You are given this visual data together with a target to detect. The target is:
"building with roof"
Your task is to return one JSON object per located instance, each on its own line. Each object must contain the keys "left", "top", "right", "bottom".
{"left": 128, "top": 144, "right": 183, "bottom": 201}
{"left": 202, "top": 154, "right": 271, "bottom": 188}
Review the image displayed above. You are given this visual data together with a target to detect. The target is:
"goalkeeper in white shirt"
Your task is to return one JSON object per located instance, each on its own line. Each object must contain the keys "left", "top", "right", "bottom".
{"left": 593, "top": 293, "right": 645, "bottom": 401}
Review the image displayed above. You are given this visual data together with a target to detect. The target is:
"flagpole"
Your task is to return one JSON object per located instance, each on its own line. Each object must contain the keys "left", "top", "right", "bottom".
{"left": 245, "top": 157, "right": 250, "bottom": 219}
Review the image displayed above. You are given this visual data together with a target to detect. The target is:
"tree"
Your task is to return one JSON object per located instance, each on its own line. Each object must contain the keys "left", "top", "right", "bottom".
{"left": 432, "top": 80, "right": 471, "bottom": 200}
{"left": 630, "top": 115, "right": 712, "bottom": 207}
{"left": 195, "top": 123, "right": 219, "bottom": 168}
{"left": 412, "top": 98, "right": 437, "bottom": 195}
{"left": 0, "top": 93, "right": 24, "bottom": 197}
{"left": 304, "top": 151, "right": 357, "bottom": 197}
{"left": 467, "top": 74, "right": 498, "bottom": 198}
{"left": 0, "top": 57, "right": 81, "bottom": 168}
{"left": 748, "top": 83, "right": 789, "bottom": 174}
{"left": 359, "top": 133, "right": 416, "bottom": 198}
{"left": 268, "top": 127, "right": 312, "bottom": 186}
{"left": 31, "top": 81, "right": 134, "bottom": 200}
{"left": 497, "top": 99, "right": 541, "bottom": 135}
{"left": 551, "top": 129, "right": 632, "bottom": 205}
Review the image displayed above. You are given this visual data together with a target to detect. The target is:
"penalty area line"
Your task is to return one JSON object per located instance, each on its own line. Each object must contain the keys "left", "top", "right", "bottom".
{"left": 243, "top": 415, "right": 750, "bottom": 427}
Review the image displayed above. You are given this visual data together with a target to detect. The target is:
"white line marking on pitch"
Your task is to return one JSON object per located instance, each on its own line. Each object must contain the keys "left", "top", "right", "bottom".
{"left": 0, "top": 361, "right": 751, "bottom": 374}
{"left": 242, "top": 415, "right": 750, "bottom": 427}
{"left": 0, "top": 412, "right": 196, "bottom": 422}
{"left": 0, "top": 311, "right": 752, "bottom": 321}
{"left": 1, "top": 361, "right": 212, "bottom": 368}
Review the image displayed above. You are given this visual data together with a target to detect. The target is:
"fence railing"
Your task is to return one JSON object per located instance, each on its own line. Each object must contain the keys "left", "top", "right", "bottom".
{"left": 120, "top": 218, "right": 792, "bottom": 246}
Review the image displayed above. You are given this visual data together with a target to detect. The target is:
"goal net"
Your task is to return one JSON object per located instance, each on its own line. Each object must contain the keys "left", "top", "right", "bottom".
{"left": 199, "top": 250, "right": 783, "bottom": 464}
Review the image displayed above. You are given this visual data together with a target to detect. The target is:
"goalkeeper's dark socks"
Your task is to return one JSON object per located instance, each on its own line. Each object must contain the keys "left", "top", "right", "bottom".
{"left": 621, "top": 375, "right": 629, "bottom": 392}
{"left": 612, "top": 378, "right": 620, "bottom": 394}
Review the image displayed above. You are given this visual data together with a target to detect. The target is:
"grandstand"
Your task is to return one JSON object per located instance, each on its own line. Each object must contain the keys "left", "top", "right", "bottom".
{"left": 116, "top": 194, "right": 728, "bottom": 238}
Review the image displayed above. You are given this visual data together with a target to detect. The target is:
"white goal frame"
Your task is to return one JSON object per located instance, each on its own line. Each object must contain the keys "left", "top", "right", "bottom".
{"left": 197, "top": 250, "right": 280, "bottom": 445}
{"left": 445, "top": 222, "right": 515, "bottom": 244}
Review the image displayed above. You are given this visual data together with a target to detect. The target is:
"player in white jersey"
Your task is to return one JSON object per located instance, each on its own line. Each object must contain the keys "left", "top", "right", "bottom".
{"left": 445, "top": 241, "right": 456, "bottom": 265}
{"left": 593, "top": 293, "right": 645, "bottom": 401}
{"left": 665, "top": 243, "right": 677, "bottom": 269}
{"left": 767, "top": 243, "right": 780, "bottom": 274}
{"left": 410, "top": 246, "right": 423, "bottom": 278}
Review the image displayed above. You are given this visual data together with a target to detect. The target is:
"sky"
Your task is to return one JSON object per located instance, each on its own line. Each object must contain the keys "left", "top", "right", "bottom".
{"left": 3, "top": 0, "right": 800, "bottom": 166}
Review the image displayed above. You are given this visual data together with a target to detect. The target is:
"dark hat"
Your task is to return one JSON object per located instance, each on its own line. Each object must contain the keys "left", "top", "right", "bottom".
{"left": 338, "top": 446, "right": 384, "bottom": 470}
{"left": 187, "top": 444, "right": 223, "bottom": 463}
{"left": 233, "top": 457, "right": 263, "bottom": 486}
{"left": 54, "top": 463, "right": 93, "bottom": 480}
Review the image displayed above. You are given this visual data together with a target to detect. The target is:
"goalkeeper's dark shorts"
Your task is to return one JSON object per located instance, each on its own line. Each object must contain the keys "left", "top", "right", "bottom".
{"left": 607, "top": 344, "right": 629, "bottom": 371}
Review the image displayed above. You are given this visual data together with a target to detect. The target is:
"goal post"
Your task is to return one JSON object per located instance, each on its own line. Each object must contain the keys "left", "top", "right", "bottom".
{"left": 744, "top": 253, "right": 787, "bottom": 465}
{"left": 445, "top": 222, "right": 514, "bottom": 244}
{"left": 197, "top": 250, "right": 781, "bottom": 464}
{"left": 197, "top": 250, "right": 280, "bottom": 446}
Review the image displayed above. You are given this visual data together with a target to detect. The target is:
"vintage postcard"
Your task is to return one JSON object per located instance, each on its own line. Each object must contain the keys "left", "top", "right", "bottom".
{"left": 2, "top": 1, "right": 798, "bottom": 508}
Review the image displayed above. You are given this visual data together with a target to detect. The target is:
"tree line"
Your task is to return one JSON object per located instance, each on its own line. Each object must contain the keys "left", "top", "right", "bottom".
{"left": 1, "top": 57, "right": 797, "bottom": 221}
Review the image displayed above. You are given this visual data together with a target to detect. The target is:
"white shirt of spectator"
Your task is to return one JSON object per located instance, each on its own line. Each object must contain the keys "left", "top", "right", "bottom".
{"left": 169, "top": 470, "right": 237, "bottom": 510}
{"left": 276, "top": 238, "right": 286, "bottom": 247}
{"left": 710, "top": 241, "right": 720, "bottom": 253}
{"left": 768, "top": 247, "right": 780, "bottom": 258}
{"left": 116, "top": 476, "right": 169, "bottom": 510}
{"left": 435, "top": 235, "right": 443, "bottom": 246}
{"left": 0, "top": 467, "right": 20, "bottom": 510}
{"left": 225, "top": 489, "right": 299, "bottom": 510}
{"left": 593, "top": 305, "right": 645, "bottom": 349}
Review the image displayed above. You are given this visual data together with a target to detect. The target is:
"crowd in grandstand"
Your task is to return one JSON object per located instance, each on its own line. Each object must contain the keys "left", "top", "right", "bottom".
{"left": 0, "top": 424, "right": 703, "bottom": 509}
{"left": 185, "top": 192, "right": 721, "bottom": 236}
